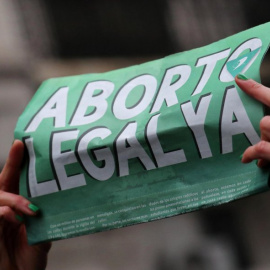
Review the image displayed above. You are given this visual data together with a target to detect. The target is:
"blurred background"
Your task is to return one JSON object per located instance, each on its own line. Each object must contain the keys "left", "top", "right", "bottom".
{"left": 1, "top": 0, "right": 270, "bottom": 269}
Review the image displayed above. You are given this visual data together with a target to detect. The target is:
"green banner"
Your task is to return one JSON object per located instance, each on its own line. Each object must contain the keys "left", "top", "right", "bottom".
{"left": 15, "top": 23, "right": 270, "bottom": 245}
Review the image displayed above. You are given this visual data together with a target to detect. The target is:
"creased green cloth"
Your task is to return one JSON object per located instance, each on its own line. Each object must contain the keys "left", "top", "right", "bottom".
{"left": 15, "top": 22, "right": 270, "bottom": 244}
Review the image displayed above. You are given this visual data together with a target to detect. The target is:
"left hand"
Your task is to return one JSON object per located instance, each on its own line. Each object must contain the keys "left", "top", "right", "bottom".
{"left": 235, "top": 75, "right": 270, "bottom": 168}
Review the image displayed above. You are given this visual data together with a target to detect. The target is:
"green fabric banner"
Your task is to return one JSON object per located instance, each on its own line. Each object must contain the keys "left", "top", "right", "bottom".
{"left": 15, "top": 23, "right": 270, "bottom": 245}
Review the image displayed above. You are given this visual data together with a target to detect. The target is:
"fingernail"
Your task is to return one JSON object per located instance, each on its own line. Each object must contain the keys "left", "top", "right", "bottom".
{"left": 239, "top": 154, "right": 243, "bottom": 160}
{"left": 15, "top": 214, "right": 24, "bottom": 223}
{"left": 28, "top": 203, "right": 39, "bottom": 213}
{"left": 237, "top": 73, "right": 249, "bottom": 81}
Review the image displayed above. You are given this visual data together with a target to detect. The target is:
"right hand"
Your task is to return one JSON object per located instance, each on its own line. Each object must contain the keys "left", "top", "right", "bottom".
{"left": 0, "top": 140, "right": 51, "bottom": 270}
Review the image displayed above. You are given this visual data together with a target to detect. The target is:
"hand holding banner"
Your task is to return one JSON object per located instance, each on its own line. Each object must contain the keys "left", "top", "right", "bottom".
{"left": 15, "top": 23, "right": 270, "bottom": 244}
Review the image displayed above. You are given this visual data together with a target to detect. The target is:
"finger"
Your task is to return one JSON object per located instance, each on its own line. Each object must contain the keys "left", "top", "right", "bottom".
{"left": 0, "top": 206, "right": 23, "bottom": 224}
{"left": 0, "top": 140, "right": 24, "bottom": 193}
{"left": 254, "top": 117, "right": 270, "bottom": 168}
{"left": 260, "top": 116, "right": 270, "bottom": 141}
{"left": 235, "top": 75, "right": 270, "bottom": 107}
{"left": 0, "top": 190, "right": 38, "bottom": 216}
{"left": 242, "top": 141, "right": 270, "bottom": 163}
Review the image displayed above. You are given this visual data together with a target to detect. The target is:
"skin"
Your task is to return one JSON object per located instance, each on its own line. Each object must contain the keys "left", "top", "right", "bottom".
{"left": 0, "top": 76, "right": 267, "bottom": 270}
{"left": 235, "top": 76, "right": 270, "bottom": 168}
{"left": 0, "top": 140, "right": 51, "bottom": 270}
